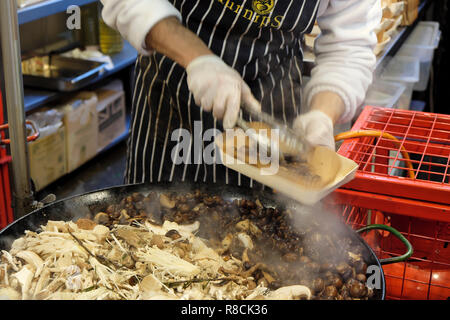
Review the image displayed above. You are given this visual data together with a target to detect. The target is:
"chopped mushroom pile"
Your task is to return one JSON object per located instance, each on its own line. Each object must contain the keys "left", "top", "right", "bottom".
{"left": 0, "top": 190, "right": 375, "bottom": 300}
{"left": 0, "top": 219, "right": 310, "bottom": 300}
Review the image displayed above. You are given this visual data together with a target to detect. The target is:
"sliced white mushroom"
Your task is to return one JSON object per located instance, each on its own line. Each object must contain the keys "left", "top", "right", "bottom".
{"left": 245, "top": 286, "right": 269, "bottom": 300}
{"left": 10, "top": 237, "right": 27, "bottom": 253}
{"left": 44, "top": 220, "right": 69, "bottom": 233}
{"left": 92, "top": 225, "right": 110, "bottom": 242}
{"left": 135, "top": 247, "right": 200, "bottom": 277}
{"left": 11, "top": 266, "right": 34, "bottom": 300}
{"left": 33, "top": 268, "right": 50, "bottom": 298}
{"left": 0, "top": 217, "right": 318, "bottom": 301}
{"left": 1, "top": 264, "right": 8, "bottom": 286}
{"left": 162, "top": 220, "right": 199, "bottom": 238}
{"left": 1, "top": 250, "right": 19, "bottom": 271}
{"left": 56, "top": 252, "right": 73, "bottom": 269}
{"left": 148, "top": 293, "right": 177, "bottom": 300}
{"left": 237, "top": 233, "right": 254, "bottom": 250}
{"left": 66, "top": 274, "right": 83, "bottom": 291}
{"left": 77, "top": 287, "right": 111, "bottom": 300}
{"left": 179, "top": 287, "right": 205, "bottom": 300}
{"left": 139, "top": 274, "right": 163, "bottom": 299}
{"left": 177, "top": 221, "right": 200, "bottom": 235}
{"left": 144, "top": 221, "right": 166, "bottom": 236}
{"left": 15, "top": 251, "right": 44, "bottom": 277}
{"left": 235, "top": 219, "right": 261, "bottom": 236}
{"left": 266, "top": 285, "right": 311, "bottom": 300}
{"left": 0, "top": 287, "right": 21, "bottom": 300}
{"left": 65, "top": 265, "right": 81, "bottom": 276}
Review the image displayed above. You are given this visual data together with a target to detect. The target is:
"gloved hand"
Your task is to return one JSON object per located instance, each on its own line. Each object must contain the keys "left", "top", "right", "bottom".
{"left": 293, "top": 110, "right": 335, "bottom": 150}
{"left": 186, "top": 55, "right": 260, "bottom": 129}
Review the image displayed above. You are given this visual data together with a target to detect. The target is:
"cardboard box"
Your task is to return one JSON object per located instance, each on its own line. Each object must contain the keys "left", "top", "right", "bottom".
{"left": 28, "top": 126, "right": 66, "bottom": 191}
{"left": 401, "top": 0, "right": 419, "bottom": 26}
{"left": 58, "top": 92, "right": 99, "bottom": 173}
{"left": 95, "top": 80, "right": 126, "bottom": 152}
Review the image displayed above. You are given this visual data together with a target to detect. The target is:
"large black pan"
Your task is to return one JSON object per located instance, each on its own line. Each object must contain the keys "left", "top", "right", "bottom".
{"left": 0, "top": 182, "right": 413, "bottom": 300}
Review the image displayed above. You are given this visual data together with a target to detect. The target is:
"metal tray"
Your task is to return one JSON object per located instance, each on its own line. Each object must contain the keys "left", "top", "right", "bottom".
{"left": 22, "top": 55, "right": 106, "bottom": 92}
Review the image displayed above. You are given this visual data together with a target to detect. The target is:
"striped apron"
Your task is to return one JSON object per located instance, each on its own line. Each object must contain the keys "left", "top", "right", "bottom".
{"left": 125, "top": 0, "right": 320, "bottom": 187}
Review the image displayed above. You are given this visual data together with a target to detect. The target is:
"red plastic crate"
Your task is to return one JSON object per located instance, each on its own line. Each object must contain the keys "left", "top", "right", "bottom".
{"left": 329, "top": 105, "right": 450, "bottom": 300}
{"left": 325, "top": 199, "right": 450, "bottom": 300}
{"left": 0, "top": 89, "right": 14, "bottom": 230}
{"left": 338, "top": 106, "right": 450, "bottom": 214}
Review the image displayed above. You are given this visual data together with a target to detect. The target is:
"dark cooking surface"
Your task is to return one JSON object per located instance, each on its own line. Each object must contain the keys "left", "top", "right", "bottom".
{"left": 0, "top": 183, "right": 385, "bottom": 300}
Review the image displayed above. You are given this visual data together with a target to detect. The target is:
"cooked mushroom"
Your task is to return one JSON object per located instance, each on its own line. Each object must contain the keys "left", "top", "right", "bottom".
{"left": 150, "top": 235, "right": 165, "bottom": 249}
{"left": 323, "top": 285, "right": 338, "bottom": 299}
{"left": 160, "top": 194, "right": 175, "bottom": 209}
{"left": 350, "top": 282, "right": 367, "bottom": 298}
{"left": 312, "top": 278, "right": 325, "bottom": 294}
{"left": 267, "top": 285, "right": 311, "bottom": 300}
{"left": 356, "top": 273, "right": 367, "bottom": 283}
{"left": 235, "top": 219, "right": 262, "bottom": 237}
{"left": 15, "top": 251, "right": 43, "bottom": 275}
{"left": 118, "top": 209, "right": 131, "bottom": 224}
{"left": 241, "top": 248, "right": 252, "bottom": 269}
{"left": 76, "top": 218, "right": 97, "bottom": 230}
{"left": 165, "top": 230, "right": 182, "bottom": 241}
{"left": 94, "top": 212, "right": 110, "bottom": 225}
{"left": 11, "top": 266, "right": 33, "bottom": 300}
{"left": 282, "top": 253, "right": 298, "bottom": 262}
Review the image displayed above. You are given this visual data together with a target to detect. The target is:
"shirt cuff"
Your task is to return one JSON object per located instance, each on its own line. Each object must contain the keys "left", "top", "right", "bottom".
{"left": 111, "top": 0, "right": 182, "bottom": 56}
{"left": 303, "top": 84, "right": 354, "bottom": 124}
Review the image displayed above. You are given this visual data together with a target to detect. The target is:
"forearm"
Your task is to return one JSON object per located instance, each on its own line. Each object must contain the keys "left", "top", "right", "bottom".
{"left": 145, "top": 17, "right": 213, "bottom": 68}
{"left": 305, "top": 0, "right": 380, "bottom": 124}
{"left": 309, "top": 91, "right": 345, "bottom": 125}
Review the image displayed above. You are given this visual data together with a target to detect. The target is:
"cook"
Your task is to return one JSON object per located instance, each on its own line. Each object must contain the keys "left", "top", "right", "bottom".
{"left": 100, "top": 0, "right": 381, "bottom": 186}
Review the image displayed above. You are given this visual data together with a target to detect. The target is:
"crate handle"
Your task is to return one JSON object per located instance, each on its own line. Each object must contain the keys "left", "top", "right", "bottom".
{"left": 356, "top": 224, "right": 413, "bottom": 265}
{"left": 334, "top": 130, "right": 415, "bottom": 179}
{"left": 0, "top": 120, "right": 40, "bottom": 145}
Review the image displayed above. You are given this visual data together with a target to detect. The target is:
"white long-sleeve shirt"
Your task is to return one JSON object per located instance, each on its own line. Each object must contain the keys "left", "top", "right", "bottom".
{"left": 101, "top": 0, "right": 381, "bottom": 124}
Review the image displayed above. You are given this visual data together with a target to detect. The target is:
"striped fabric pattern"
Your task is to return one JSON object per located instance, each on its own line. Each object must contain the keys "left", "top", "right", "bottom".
{"left": 125, "top": 0, "right": 320, "bottom": 187}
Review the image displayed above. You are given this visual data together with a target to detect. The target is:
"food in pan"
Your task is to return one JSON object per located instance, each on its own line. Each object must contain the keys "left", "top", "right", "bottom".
{"left": 0, "top": 191, "right": 374, "bottom": 300}
{"left": 220, "top": 122, "right": 335, "bottom": 189}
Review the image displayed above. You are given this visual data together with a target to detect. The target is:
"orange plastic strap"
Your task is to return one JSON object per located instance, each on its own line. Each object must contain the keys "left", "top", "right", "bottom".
{"left": 334, "top": 130, "right": 415, "bottom": 179}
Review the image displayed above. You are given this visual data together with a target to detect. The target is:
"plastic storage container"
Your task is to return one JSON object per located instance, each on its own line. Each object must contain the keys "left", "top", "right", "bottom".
{"left": 363, "top": 80, "right": 406, "bottom": 109}
{"left": 380, "top": 56, "right": 419, "bottom": 110}
{"left": 397, "top": 21, "right": 441, "bottom": 91}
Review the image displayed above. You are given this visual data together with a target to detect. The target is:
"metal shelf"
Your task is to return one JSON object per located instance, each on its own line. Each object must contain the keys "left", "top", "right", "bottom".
{"left": 18, "top": 0, "right": 97, "bottom": 25}
{"left": 24, "top": 40, "right": 138, "bottom": 112}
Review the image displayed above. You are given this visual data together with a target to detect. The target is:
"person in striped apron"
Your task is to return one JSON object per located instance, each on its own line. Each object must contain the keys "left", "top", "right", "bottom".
{"left": 101, "top": 0, "right": 381, "bottom": 187}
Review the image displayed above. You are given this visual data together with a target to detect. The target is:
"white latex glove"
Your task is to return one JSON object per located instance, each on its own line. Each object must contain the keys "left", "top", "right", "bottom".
{"left": 186, "top": 55, "right": 261, "bottom": 129}
{"left": 293, "top": 110, "right": 335, "bottom": 150}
